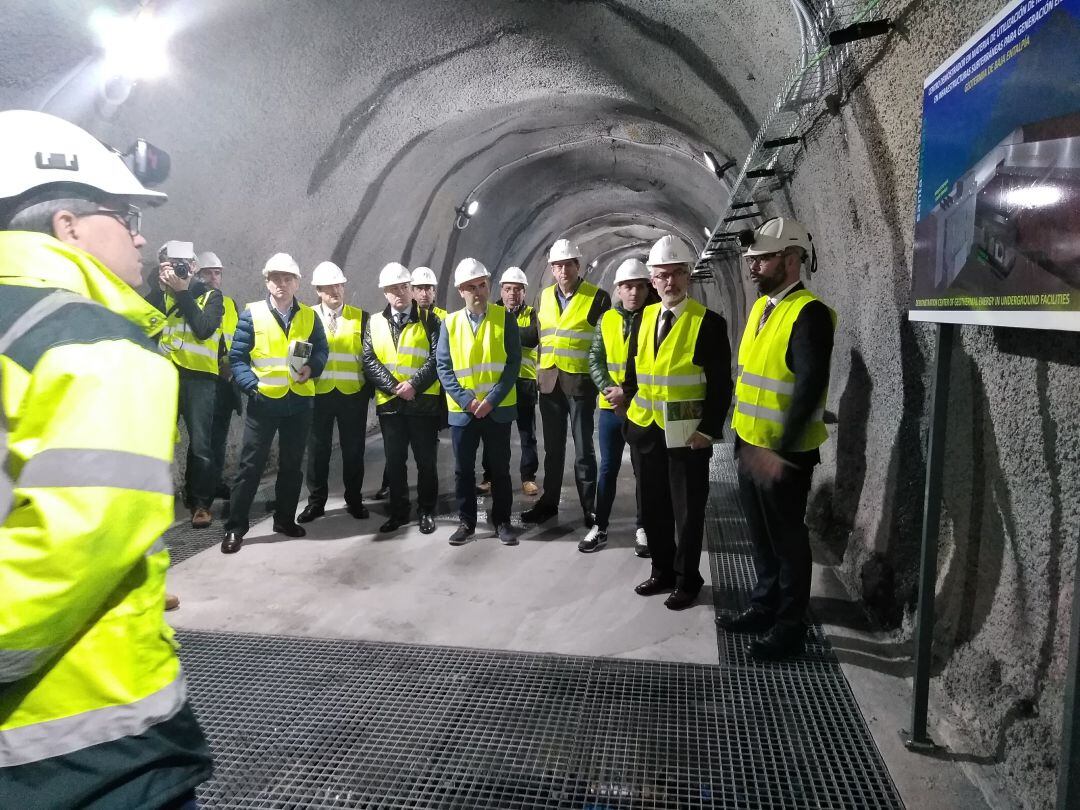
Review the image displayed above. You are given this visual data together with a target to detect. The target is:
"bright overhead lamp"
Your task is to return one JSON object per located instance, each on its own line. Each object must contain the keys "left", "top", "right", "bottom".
{"left": 91, "top": 7, "right": 171, "bottom": 82}
{"left": 454, "top": 199, "right": 480, "bottom": 230}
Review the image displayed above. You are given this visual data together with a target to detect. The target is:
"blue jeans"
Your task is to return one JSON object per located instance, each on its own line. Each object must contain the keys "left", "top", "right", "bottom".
{"left": 594, "top": 408, "right": 642, "bottom": 531}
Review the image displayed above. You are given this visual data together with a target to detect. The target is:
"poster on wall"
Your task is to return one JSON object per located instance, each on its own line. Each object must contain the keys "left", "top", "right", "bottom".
{"left": 909, "top": 0, "right": 1080, "bottom": 331}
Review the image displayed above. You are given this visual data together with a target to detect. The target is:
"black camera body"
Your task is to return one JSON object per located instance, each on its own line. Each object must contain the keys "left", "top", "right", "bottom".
{"left": 158, "top": 240, "right": 196, "bottom": 280}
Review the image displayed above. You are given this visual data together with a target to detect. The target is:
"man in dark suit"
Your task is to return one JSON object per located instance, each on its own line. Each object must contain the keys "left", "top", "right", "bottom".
{"left": 718, "top": 217, "right": 835, "bottom": 660}
{"left": 623, "top": 235, "right": 733, "bottom": 610}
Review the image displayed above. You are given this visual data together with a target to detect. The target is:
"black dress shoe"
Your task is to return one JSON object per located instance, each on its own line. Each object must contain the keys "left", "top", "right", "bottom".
{"left": 717, "top": 607, "right": 775, "bottom": 634}
{"left": 418, "top": 513, "right": 436, "bottom": 534}
{"left": 634, "top": 576, "right": 677, "bottom": 596}
{"left": 297, "top": 504, "right": 324, "bottom": 523}
{"left": 347, "top": 503, "right": 370, "bottom": 519}
{"left": 521, "top": 501, "right": 558, "bottom": 524}
{"left": 272, "top": 521, "right": 306, "bottom": 538}
{"left": 448, "top": 522, "right": 476, "bottom": 546}
{"left": 221, "top": 532, "right": 244, "bottom": 554}
{"left": 373, "top": 485, "right": 390, "bottom": 501}
{"left": 664, "top": 589, "right": 700, "bottom": 611}
{"left": 747, "top": 625, "right": 806, "bottom": 661}
{"left": 380, "top": 517, "right": 406, "bottom": 533}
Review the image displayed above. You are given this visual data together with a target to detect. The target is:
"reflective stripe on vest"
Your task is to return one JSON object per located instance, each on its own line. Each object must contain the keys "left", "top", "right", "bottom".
{"left": 731, "top": 289, "right": 835, "bottom": 451}
{"left": 626, "top": 299, "right": 708, "bottom": 429}
{"left": 314, "top": 304, "right": 365, "bottom": 395}
{"left": 444, "top": 307, "right": 517, "bottom": 413}
{"left": 597, "top": 308, "right": 631, "bottom": 410}
{"left": 370, "top": 313, "right": 439, "bottom": 406}
{"left": 538, "top": 281, "right": 599, "bottom": 375}
{"left": 158, "top": 290, "right": 219, "bottom": 374}
{"left": 247, "top": 300, "right": 317, "bottom": 398}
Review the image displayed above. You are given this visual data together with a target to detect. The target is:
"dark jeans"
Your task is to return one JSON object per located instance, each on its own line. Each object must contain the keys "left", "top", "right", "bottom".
{"left": 380, "top": 412, "right": 439, "bottom": 520}
{"left": 631, "top": 426, "right": 711, "bottom": 592}
{"left": 452, "top": 418, "right": 512, "bottom": 527}
{"left": 595, "top": 408, "right": 642, "bottom": 531}
{"left": 481, "top": 378, "right": 538, "bottom": 482}
{"left": 738, "top": 454, "right": 814, "bottom": 629}
{"left": 208, "top": 377, "right": 237, "bottom": 493}
{"left": 225, "top": 399, "right": 313, "bottom": 535}
{"left": 178, "top": 373, "right": 218, "bottom": 509}
{"left": 538, "top": 386, "right": 596, "bottom": 513}
{"left": 306, "top": 389, "right": 370, "bottom": 508}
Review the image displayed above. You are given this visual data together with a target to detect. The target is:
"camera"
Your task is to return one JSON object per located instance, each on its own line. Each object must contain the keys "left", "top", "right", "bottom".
{"left": 158, "top": 240, "right": 196, "bottom": 279}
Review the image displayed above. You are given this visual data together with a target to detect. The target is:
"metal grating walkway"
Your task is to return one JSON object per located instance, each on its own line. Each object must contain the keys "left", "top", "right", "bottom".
{"left": 171, "top": 444, "right": 903, "bottom": 809}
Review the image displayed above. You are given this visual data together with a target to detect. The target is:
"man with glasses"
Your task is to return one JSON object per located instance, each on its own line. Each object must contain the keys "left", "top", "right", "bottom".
{"left": 0, "top": 109, "right": 211, "bottom": 809}
{"left": 146, "top": 243, "right": 225, "bottom": 529}
{"left": 623, "top": 235, "right": 732, "bottom": 611}
{"left": 718, "top": 217, "right": 835, "bottom": 660}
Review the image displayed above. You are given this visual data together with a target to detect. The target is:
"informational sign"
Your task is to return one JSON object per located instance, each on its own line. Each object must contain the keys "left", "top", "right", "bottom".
{"left": 910, "top": 0, "right": 1080, "bottom": 331}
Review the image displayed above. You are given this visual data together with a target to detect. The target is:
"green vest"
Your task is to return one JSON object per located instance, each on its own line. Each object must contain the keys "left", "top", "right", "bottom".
{"left": 626, "top": 299, "right": 708, "bottom": 429}
{"left": 247, "top": 300, "right": 317, "bottom": 398}
{"left": 370, "top": 312, "right": 439, "bottom": 406}
{"left": 314, "top": 304, "right": 365, "bottom": 396}
{"left": 597, "top": 308, "right": 630, "bottom": 410}
{"left": 444, "top": 307, "right": 517, "bottom": 413}
{"left": 732, "top": 289, "right": 835, "bottom": 452}
{"left": 538, "top": 281, "right": 599, "bottom": 375}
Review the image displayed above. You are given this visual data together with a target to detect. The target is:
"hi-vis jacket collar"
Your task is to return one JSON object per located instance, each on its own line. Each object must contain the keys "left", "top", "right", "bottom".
{"left": 0, "top": 231, "right": 164, "bottom": 337}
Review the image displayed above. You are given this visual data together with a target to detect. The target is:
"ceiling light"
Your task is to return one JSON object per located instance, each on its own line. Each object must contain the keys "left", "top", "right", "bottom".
{"left": 91, "top": 7, "right": 171, "bottom": 82}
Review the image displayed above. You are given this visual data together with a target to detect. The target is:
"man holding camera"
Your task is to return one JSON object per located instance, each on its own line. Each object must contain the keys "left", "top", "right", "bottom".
{"left": 146, "top": 241, "right": 225, "bottom": 528}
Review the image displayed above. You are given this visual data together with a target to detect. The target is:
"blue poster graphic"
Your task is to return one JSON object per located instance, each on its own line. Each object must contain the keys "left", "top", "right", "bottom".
{"left": 909, "top": 0, "right": 1080, "bottom": 331}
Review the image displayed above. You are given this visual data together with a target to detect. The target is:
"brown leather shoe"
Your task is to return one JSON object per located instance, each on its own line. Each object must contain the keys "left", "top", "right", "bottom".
{"left": 164, "top": 593, "right": 180, "bottom": 611}
{"left": 634, "top": 576, "right": 677, "bottom": 596}
{"left": 522, "top": 480, "right": 539, "bottom": 496}
{"left": 191, "top": 507, "right": 212, "bottom": 529}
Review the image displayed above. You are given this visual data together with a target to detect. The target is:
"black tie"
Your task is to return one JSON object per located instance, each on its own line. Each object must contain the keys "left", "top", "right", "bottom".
{"left": 756, "top": 300, "right": 775, "bottom": 335}
{"left": 657, "top": 310, "right": 675, "bottom": 351}
{"left": 395, "top": 312, "right": 407, "bottom": 329}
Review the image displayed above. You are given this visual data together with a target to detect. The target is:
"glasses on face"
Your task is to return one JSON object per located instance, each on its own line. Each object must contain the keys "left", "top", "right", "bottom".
{"left": 651, "top": 269, "right": 688, "bottom": 284}
{"left": 85, "top": 204, "right": 142, "bottom": 237}
{"left": 744, "top": 251, "right": 781, "bottom": 268}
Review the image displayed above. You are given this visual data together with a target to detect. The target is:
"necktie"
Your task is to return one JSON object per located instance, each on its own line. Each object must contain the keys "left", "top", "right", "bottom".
{"left": 757, "top": 300, "right": 776, "bottom": 335}
{"left": 328, "top": 310, "right": 338, "bottom": 336}
{"left": 395, "top": 312, "right": 406, "bottom": 329}
{"left": 656, "top": 309, "right": 675, "bottom": 351}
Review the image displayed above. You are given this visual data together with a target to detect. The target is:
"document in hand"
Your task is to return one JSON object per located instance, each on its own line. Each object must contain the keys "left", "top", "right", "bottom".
{"left": 663, "top": 400, "right": 704, "bottom": 448}
{"left": 288, "top": 340, "right": 312, "bottom": 381}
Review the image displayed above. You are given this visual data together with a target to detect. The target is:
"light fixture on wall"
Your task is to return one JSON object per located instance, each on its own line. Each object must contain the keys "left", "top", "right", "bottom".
{"left": 90, "top": 4, "right": 172, "bottom": 114}
{"left": 454, "top": 199, "right": 480, "bottom": 229}
{"left": 703, "top": 150, "right": 737, "bottom": 180}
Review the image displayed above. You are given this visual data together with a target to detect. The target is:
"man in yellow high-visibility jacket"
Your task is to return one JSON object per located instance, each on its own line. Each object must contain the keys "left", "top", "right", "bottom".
{"left": 718, "top": 217, "right": 835, "bottom": 661}
{"left": 0, "top": 109, "right": 211, "bottom": 808}
{"left": 298, "top": 261, "right": 371, "bottom": 524}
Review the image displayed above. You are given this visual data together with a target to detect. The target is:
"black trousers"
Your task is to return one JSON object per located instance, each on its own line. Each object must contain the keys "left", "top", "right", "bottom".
{"left": 225, "top": 400, "right": 313, "bottom": 536}
{"left": 380, "top": 412, "right": 439, "bottom": 520}
{"left": 209, "top": 377, "right": 237, "bottom": 493}
{"left": 631, "top": 426, "right": 711, "bottom": 592}
{"left": 306, "top": 389, "right": 370, "bottom": 508}
{"left": 177, "top": 373, "right": 218, "bottom": 509}
{"left": 480, "top": 378, "right": 538, "bottom": 483}
{"left": 738, "top": 453, "right": 814, "bottom": 629}
{"left": 453, "top": 418, "right": 512, "bottom": 527}
{"left": 538, "top": 386, "right": 596, "bottom": 513}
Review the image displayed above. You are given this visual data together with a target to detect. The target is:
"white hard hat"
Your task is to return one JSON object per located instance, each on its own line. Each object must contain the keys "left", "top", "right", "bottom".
{"left": 262, "top": 252, "right": 301, "bottom": 278}
{"left": 646, "top": 234, "right": 696, "bottom": 268}
{"left": 196, "top": 251, "right": 222, "bottom": 269}
{"left": 311, "top": 260, "right": 347, "bottom": 286}
{"left": 454, "top": 258, "right": 490, "bottom": 286}
{"left": 743, "top": 217, "right": 812, "bottom": 256}
{"left": 378, "top": 262, "right": 412, "bottom": 288}
{"left": 0, "top": 110, "right": 166, "bottom": 206}
{"left": 613, "top": 258, "right": 649, "bottom": 284}
{"left": 411, "top": 266, "right": 438, "bottom": 287}
{"left": 499, "top": 266, "right": 528, "bottom": 287}
{"left": 548, "top": 239, "right": 582, "bottom": 263}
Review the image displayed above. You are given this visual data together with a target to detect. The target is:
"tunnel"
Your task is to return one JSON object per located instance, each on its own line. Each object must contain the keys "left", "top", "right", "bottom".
{"left": 2, "top": 1, "right": 1079, "bottom": 808}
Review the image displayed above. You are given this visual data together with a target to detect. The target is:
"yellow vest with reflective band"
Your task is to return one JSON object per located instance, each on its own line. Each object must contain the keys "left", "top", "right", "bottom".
{"left": 159, "top": 289, "right": 220, "bottom": 374}
{"left": 514, "top": 305, "right": 538, "bottom": 381}
{"left": 314, "top": 304, "right": 366, "bottom": 395}
{"left": 597, "top": 308, "right": 630, "bottom": 410}
{"left": 432, "top": 306, "right": 448, "bottom": 320}
{"left": 627, "top": 299, "right": 708, "bottom": 429}
{"left": 221, "top": 295, "right": 239, "bottom": 353}
{"left": 444, "top": 307, "right": 518, "bottom": 413}
{"left": 370, "top": 312, "right": 440, "bottom": 406}
{"left": 732, "top": 289, "right": 835, "bottom": 452}
{"left": 538, "top": 281, "right": 599, "bottom": 374}
{"left": 0, "top": 231, "right": 186, "bottom": 769}
{"left": 247, "top": 300, "right": 317, "bottom": 398}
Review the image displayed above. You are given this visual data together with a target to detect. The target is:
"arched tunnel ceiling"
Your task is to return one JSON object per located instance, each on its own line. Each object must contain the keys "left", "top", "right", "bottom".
{"left": 1, "top": 0, "right": 802, "bottom": 316}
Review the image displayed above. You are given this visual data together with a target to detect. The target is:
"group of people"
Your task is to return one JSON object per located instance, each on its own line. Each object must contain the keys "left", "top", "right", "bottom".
{"left": 1, "top": 109, "right": 835, "bottom": 808}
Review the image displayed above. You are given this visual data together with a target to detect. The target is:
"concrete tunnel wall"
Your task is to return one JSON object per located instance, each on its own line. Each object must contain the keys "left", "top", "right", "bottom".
{"left": 2, "top": 1, "right": 1078, "bottom": 806}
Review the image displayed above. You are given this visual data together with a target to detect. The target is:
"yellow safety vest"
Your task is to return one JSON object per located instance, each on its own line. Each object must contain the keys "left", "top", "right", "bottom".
{"left": 444, "top": 307, "right": 517, "bottom": 413}
{"left": 221, "top": 295, "right": 238, "bottom": 353}
{"left": 732, "top": 290, "right": 835, "bottom": 452}
{"left": 597, "top": 308, "right": 630, "bottom": 410}
{"left": 0, "top": 231, "right": 188, "bottom": 773}
{"left": 158, "top": 288, "right": 221, "bottom": 374}
{"left": 432, "top": 306, "right": 448, "bottom": 320}
{"left": 247, "top": 299, "right": 317, "bottom": 398}
{"left": 512, "top": 305, "right": 538, "bottom": 381}
{"left": 314, "top": 304, "right": 366, "bottom": 396}
{"left": 538, "top": 281, "right": 599, "bottom": 375}
{"left": 626, "top": 299, "right": 708, "bottom": 429}
{"left": 370, "top": 312, "right": 440, "bottom": 406}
